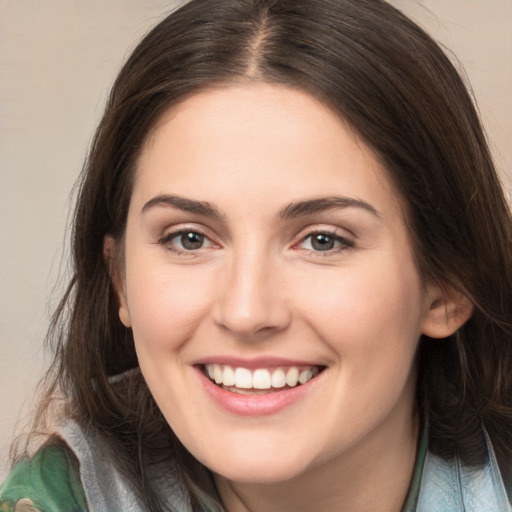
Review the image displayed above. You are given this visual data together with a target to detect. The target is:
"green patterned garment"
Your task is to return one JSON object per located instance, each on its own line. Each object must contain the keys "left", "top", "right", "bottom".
{"left": 0, "top": 441, "right": 87, "bottom": 512}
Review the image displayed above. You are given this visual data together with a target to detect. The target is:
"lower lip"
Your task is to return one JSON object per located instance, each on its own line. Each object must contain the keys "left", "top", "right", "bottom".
{"left": 197, "top": 368, "right": 322, "bottom": 416}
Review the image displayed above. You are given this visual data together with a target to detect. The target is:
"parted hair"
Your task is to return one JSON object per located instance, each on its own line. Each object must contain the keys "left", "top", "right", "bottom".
{"left": 34, "top": 0, "right": 512, "bottom": 510}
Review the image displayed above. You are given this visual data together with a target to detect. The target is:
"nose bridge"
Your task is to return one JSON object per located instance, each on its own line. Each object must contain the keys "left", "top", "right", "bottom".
{"left": 213, "top": 242, "right": 290, "bottom": 337}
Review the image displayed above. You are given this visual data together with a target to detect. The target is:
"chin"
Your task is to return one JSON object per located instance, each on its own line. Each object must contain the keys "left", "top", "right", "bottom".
{"left": 199, "top": 445, "right": 316, "bottom": 485}
{"left": 214, "top": 463, "right": 306, "bottom": 485}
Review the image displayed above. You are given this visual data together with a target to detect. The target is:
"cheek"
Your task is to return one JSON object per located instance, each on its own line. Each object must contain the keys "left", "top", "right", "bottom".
{"left": 297, "top": 257, "right": 425, "bottom": 357}
{"left": 304, "top": 259, "right": 423, "bottom": 425}
{"left": 124, "top": 260, "right": 215, "bottom": 352}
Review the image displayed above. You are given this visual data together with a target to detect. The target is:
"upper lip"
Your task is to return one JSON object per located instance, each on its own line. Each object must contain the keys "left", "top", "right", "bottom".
{"left": 194, "top": 356, "right": 325, "bottom": 369}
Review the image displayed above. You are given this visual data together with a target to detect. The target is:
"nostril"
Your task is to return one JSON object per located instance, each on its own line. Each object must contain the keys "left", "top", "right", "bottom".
{"left": 212, "top": 294, "right": 292, "bottom": 338}
{"left": 211, "top": 260, "right": 292, "bottom": 337}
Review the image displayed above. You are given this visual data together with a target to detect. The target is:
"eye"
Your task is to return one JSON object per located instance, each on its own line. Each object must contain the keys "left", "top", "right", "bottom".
{"left": 160, "top": 230, "right": 214, "bottom": 252}
{"left": 299, "top": 231, "right": 353, "bottom": 253}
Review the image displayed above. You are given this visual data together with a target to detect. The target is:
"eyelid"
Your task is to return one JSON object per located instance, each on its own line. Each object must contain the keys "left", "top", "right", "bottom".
{"left": 292, "top": 225, "right": 355, "bottom": 254}
{"left": 162, "top": 230, "right": 213, "bottom": 247}
{"left": 157, "top": 223, "right": 220, "bottom": 253}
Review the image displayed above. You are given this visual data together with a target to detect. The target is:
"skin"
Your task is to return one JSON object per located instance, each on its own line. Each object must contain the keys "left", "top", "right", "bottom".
{"left": 110, "top": 83, "right": 471, "bottom": 511}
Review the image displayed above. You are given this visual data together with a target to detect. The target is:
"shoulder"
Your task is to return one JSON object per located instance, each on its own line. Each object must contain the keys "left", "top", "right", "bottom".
{"left": 58, "top": 419, "right": 192, "bottom": 511}
{"left": 2, "top": 419, "right": 191, "bottom": 512}
{"left": 0, "top": 440, "right": 87, "bottom": 512}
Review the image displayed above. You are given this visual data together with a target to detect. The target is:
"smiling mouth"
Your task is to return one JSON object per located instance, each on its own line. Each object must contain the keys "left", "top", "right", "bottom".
{"left": 203, "top": 364, "right": 324, "bottom": 394}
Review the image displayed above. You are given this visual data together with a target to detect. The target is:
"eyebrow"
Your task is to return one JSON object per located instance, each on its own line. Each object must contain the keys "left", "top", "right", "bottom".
{"left": 279, "top": 196, "right": 379, "bottom": 219}
{"left": 141, "top": 194, "right": 379, "bottom": 220}
{"left": 141, "top": 195, "right": 221, "bottom": 217}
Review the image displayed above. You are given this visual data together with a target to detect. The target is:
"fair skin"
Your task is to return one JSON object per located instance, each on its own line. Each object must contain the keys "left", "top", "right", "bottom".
{"left": 109, "top": 83, "right": 471, "bottom": 511}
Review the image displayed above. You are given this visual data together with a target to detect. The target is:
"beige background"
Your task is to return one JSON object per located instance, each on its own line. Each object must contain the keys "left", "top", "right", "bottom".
{"left": 1, "top": 0, "right": 511, "bottom": 480}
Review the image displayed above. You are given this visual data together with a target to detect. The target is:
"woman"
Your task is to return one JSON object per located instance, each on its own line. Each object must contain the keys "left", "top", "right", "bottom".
{"left": 1, "top": 0, "right": 511, "bottom": 510}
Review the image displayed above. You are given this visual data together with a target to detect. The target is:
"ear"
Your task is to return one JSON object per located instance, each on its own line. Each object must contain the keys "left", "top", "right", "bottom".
{"left": 421, "top": 282, "right": 473, "bottom": 339}
{"left": 103, "top": 235, "right": 131, "bottom": 328}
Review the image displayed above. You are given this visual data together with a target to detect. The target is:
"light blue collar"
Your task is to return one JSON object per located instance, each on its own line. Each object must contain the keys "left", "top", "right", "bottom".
{"left": 405, "top": 427, "right": 511, "bottom": 511}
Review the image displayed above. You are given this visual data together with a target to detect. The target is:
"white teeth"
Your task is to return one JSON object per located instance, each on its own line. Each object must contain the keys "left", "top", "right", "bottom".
{"left": 285, "top": 367, "right": 299, "bottom": 387}
{"left": 223, "top": 365, "right": 235, "bottom": 386}
{"left": 234, "top": 367, "right": 253, "bottom": 389}
{"left": 213, "top": 364, "right": 223, "bottom": 384}
{"left": 271, "top": 368, "right": 286, "bottom": 388}
{"left": 204, "top": 364, "right": 320, "bottom": 391}
{"left": 299, "top": 369, "right": 312, "bottom": 384}
{"left": 253, "top": 369, "right": 271, "bottom": 389}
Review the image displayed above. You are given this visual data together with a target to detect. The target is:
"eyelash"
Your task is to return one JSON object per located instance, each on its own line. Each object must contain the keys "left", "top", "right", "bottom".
{"left": 158, "top": 228, "right": 214, "bottom": 254}
{"left": 158, "top": 227, "right": 354, "bottom": 256}
{"left": 295, "top": 229, "right": 354, "bottom": 255}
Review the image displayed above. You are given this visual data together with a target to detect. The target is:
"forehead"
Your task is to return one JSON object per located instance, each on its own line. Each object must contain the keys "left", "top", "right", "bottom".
{"left": 133, "top": 83, "right": 404, "bottom": 220}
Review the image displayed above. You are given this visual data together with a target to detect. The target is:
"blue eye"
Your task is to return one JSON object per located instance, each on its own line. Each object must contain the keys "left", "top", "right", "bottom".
{"left": 300, "top": 232, "right": 352, "bottom": 252}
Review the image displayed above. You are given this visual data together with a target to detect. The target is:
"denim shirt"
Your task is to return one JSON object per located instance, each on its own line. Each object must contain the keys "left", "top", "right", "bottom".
{"left": 403, "top": 427, "right": 511, "bottom": 512}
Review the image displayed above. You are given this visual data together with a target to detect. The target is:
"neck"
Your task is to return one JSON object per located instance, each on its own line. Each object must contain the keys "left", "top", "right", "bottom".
{"left": 215, "top": 410, "right": 420, "bottom": 512}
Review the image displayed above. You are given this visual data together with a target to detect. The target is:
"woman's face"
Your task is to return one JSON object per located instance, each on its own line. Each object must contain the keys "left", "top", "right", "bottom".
{"left": 116, "top": 84, "right": 447, "bottom": 484}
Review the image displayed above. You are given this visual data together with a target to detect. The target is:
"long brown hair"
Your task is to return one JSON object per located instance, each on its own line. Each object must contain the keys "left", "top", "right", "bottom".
{"left": 34, "top": 0, "right": 512, "bottom": 509}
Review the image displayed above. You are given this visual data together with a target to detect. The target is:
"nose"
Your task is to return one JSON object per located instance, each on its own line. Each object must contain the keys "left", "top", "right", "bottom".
{"left": 212, "top": 250, "right": 292, "bottom": 340}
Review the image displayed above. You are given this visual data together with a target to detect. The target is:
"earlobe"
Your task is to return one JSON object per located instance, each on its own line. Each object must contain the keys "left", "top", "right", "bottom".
{"left": 103, "top": 235, "right": 132, "bottom": 328}
{"left": 118, "top": 303, "right": 132, "bottom": 328}
{"left": 421, "top": 284, "right": 473, "bottom": 339}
